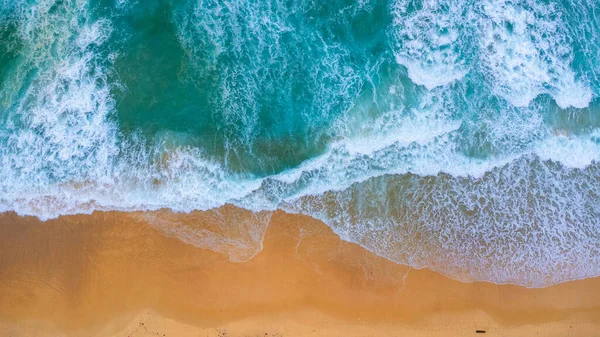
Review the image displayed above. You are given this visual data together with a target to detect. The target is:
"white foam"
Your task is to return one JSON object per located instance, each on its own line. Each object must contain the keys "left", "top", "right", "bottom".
{"left": 390, "top": 0, "right": 593, "bottom": 108}
{"left": 138, "top": 209, "right": 272, "bottom": 262}
{"left": 478, "top": 0, "right": 592, "bottom": 109}
{"left": 1, "top": 1, "right": 118, "bottom": 209}
{"left": 390, "top": 0, "right": 471, "bottom": 89}
{"left": 535, "top": 131, "right": 600, "bottom": 168}
{"left": 76, "top": 19, "right": 112, "bottom": 49}
{"left": 283, "top": 156, "right": 600, "bottom": 288}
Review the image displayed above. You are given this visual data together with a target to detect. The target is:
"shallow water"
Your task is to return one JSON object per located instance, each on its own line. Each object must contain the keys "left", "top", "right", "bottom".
{"left": 0, "top": 0, "right": 599, "bottom": 287}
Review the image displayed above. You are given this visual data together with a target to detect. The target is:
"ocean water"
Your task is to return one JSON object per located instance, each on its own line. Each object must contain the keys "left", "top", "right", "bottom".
{"left": 0, "top": 0, "right": 599, "bottom": 288}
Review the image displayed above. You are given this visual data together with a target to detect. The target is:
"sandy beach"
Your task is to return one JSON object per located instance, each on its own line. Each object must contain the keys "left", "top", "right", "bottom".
{"left": 0, "top": 207, "right": 599, "bottom": 337}
{"left": 1, "top": 0, "right": 599, "bottom": 335}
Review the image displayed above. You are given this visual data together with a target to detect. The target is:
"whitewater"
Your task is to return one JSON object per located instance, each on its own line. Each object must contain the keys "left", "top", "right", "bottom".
{"left": 0, "top": 0, "right": 599, "bottom": 288}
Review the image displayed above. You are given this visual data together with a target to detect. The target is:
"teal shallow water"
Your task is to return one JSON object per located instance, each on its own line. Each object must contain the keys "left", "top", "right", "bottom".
{"left": 0, "top": 0, "right": 600, "bottom": 287}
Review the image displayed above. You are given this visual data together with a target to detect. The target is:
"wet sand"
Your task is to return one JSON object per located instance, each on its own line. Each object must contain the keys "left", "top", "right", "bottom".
{"left": 0, "top": 207, "right": 599, "bottom": 336}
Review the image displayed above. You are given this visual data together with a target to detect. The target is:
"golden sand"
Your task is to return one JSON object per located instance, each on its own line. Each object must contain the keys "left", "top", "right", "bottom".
{"left": 0, "top": 207, "right": 599, "bottom": 336}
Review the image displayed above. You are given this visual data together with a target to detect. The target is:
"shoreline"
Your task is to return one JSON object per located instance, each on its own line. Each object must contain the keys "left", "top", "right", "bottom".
{"left": 1, "top": 208, "right": 599, "bottom": 336}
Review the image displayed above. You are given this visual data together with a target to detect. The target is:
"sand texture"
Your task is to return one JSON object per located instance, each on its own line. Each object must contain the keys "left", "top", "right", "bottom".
{"left": 0, "top": 208, "right": 599, "bottom": 336}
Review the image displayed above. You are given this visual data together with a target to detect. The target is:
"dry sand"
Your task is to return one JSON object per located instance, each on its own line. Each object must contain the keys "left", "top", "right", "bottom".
{"left": 0, "top": 207, "right": 599, "bottom": 336}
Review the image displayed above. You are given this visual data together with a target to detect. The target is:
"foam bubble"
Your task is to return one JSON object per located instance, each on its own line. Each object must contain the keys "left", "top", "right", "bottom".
{"left": 478, "top": 0, "right": 592, "bottom": 109}
{"left": 535, "top": 131, "right": 600, "bottom": 168}
{"left": 390, "top": 0, "right": 472, "bottom": 89}
{"left": 390, "top": 0, "right": 593, "bottom": 108}
{"left": 136, "top": 207, "right": 272, "bottom": 262}
{"left": 284, "top": 157, "right": 600, "bottom": 288}
{"left": 0, "top": 0, "right": 119, "bottom": 216}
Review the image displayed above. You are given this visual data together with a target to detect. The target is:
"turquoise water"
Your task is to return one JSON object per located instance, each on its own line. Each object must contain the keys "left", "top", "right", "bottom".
{"left": 1, "top": 0, "right": 600, "bottom": 287}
